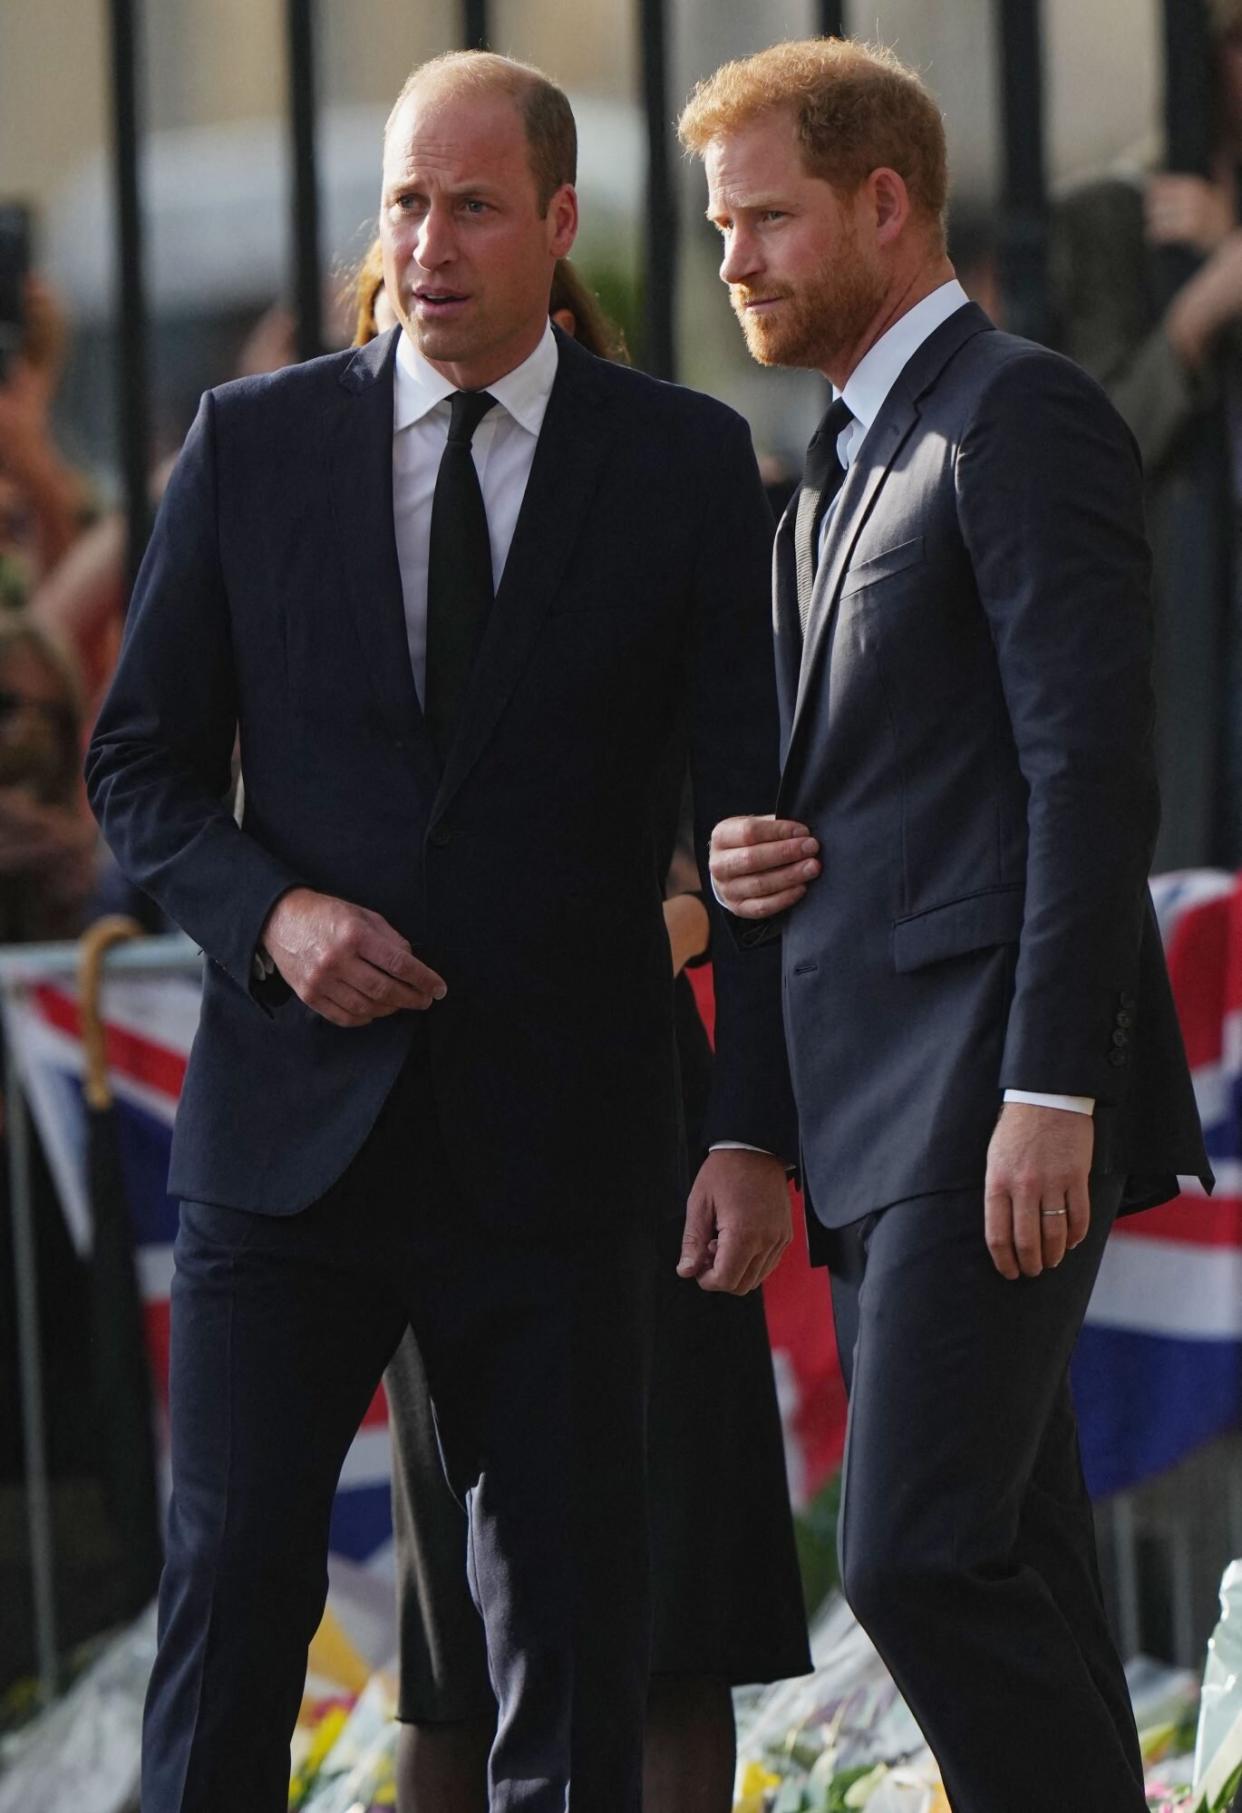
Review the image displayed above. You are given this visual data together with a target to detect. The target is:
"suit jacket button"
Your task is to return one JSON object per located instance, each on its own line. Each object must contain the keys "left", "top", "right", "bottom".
{"left": 1107, "top": 1049, "right": 1128, "bottom": 1067}
{"left": 1116, "top": 1010, "right": 1133, "bottom": 1028}
{"left": 429, "top": 825, "right": 451, "bottom": 848}
{"left": 1111, "top": 1029, "right": 1128, "bottom": 1047}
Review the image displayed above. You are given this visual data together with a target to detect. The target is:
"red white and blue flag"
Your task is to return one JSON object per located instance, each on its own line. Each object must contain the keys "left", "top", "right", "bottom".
{"left": 1072, "top": 872, "right": 1242, "bottom": 1497}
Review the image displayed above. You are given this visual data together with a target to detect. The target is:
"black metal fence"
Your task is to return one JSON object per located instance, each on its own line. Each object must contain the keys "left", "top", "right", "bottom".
{"left": 103, "top": 0, "right": 1210, "bottom": 592}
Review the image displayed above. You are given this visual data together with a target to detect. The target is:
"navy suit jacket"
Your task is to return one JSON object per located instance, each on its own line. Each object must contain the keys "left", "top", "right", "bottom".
{"left": 86, "top": 326, "right": 797, "bottom": 1227}
{"left": 753, "top": 303, "right": 1210, "bottom": 1232}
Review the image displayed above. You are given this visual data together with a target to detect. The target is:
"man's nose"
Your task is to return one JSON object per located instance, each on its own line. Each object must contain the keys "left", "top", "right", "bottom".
{"left": 415, "top": 206, "right": 455, "bottom": 270}
{"left": 719, "top": 230, "right": 759, "bottom": 287}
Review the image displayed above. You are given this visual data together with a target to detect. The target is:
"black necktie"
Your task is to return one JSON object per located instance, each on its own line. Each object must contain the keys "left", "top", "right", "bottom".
{"left": 794, "top": 396, "right": 853, "bottom": 635}
{"left": 425, "top": 388, "right": 498, "bottom": 763}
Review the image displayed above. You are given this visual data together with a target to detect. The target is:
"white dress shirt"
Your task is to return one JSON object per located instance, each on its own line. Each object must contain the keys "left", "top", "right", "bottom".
{"left": 392, "top": 320, "right": 559, "bottom": 703}
{"left": 785, "top": 280, "right": 1091, "bottom": 1119}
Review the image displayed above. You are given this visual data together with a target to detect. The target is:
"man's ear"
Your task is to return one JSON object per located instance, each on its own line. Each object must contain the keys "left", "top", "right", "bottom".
{"left": 870, "top": 167, "right": 911, "bottom": 246}
{"left": 547, "top": 183, "right": 579, "bottom": 259}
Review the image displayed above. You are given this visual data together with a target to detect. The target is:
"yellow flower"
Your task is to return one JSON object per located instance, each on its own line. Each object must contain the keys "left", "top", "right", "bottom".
{"left": 733, "top": 1760, "right": 781, "bottom": 1811}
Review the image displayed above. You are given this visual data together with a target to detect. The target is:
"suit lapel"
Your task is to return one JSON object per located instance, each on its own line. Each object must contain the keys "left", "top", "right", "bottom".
{"left": 329, "top": 328, "right": 437, "bottom": 788}
{"left": 778, "top": 303, "right": 994, "bottom": 808}
{"left": 432, "top": 329, "right": 613, "bottom": 819}
{"left": 792, "top": 398, "right": 919, "bottom": 716}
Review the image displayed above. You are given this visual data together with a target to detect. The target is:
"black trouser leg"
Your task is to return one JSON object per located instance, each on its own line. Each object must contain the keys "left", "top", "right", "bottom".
{"left": 826, "top": 1177, "right": 1145, "bottom": 1813}
{"left": 141, "top": 1192, "right": 410, "bottom": 1813}
{"left": 144, "top": 1045, "right": 655, "bottom": 1813}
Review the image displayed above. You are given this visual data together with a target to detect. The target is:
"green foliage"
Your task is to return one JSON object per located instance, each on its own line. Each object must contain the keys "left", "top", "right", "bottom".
{"left": 794, "top": 1469, "right": 843, "bottom": 1616}
{"left": 825, "top": 1765, "right": 884, "bottom": 1811}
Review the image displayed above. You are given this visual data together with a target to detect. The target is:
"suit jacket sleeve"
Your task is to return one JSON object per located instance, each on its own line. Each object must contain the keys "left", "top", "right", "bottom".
{"left": 686, "top": 410, "right": 798, "bottom": 1164}
{"left": 85, "top": 391, "right": 304, "bottom": 1003}
{"left": 955, "top": 351, "right": 1160, "bottom": 1104}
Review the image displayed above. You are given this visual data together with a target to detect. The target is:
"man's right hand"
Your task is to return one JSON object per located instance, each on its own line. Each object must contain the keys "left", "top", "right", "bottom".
{"left": 260, "top": 887, "right": 447, "bottom": 1028}
{"left": 708, "top": 815, "right": 820, "bottom": 919}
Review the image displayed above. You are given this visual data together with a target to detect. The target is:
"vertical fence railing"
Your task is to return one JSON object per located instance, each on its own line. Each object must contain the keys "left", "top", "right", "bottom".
{"left": 995, "top": 0, "right": 1049, "bottom": 344}
{"left": 287, "top": 0, "right": 323, "bottom": 363}
{"left": 1158, "top": 0, "right": 1214, "bottom": 299}
{"left": 108, "top": 0, "right": 151, "bottom": 602}
{"left": 463, "top": 0, "right": 490, "bottom": 50}
{"left": 1163, "top": 0, "right": 1214, "bottom": 176}
{"left": 638, "top": 0, "right": 677, "bottom": 381}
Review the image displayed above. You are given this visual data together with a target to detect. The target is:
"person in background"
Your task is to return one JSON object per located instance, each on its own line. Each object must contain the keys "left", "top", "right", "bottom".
{"left": 0, "top": 279, "right": 92, "bottom": 612}
{"left": 0, "top": 614, "right": 113, "bottom": 1681}
{"left": 30, "top": 302, "right": 310, "bottom": 727}
{"left": 1050, "top": 0, "right": 1242, "bottom": 868}
{"left": 351, "top": 243, "right": 809, "bottom": 1813}
{"left": 0, "top": 614, "right": 94, "bottom": 942}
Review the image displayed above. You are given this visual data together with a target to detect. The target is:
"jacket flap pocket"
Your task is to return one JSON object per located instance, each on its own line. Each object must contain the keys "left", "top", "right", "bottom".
{"left": 893, "top": 885, "right": 1024, "bottom": 973}
{"left": 840, "top": 535, "right": 924, "bottom": 599}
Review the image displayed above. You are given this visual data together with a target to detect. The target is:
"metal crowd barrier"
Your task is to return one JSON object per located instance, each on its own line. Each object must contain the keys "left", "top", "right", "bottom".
{"left": 1, "top": 932, "right": 200, "bottom": 1706}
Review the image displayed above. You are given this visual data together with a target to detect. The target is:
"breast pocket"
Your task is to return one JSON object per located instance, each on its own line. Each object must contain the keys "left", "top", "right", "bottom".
{"left": 839, "top": 535, "right": 925, "bottom": 601}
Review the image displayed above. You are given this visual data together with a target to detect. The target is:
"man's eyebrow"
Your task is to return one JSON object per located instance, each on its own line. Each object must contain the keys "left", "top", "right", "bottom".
{"left": 706, "top": 195, "right": 787, "bottom": 218}
{"left": 386, "top": 176, "right": 505, "bottom": 199}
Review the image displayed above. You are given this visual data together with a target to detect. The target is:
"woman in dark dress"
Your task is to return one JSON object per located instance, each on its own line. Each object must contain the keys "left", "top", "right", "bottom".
{"left": 352, "top": 248, "right": 810, "bottom": 1813}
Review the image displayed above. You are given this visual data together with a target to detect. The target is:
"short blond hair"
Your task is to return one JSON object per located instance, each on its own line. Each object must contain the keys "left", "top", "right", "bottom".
{"left": 386, "top": 50, "right": 576, "bottom": 215}
{"left": 679, "top": 38, "right": 948, "bottom": 232}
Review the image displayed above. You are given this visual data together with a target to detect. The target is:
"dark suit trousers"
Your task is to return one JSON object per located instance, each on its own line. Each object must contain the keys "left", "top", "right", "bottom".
{"left": 823, "top": 1176, "right": 1146, "bottom": 1813}
{"left": 140, "top": 1052, "right": 654, "bottom": 1813}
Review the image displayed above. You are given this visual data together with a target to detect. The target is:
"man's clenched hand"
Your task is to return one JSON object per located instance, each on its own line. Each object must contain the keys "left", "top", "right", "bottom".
{"left": 708, "top": 815, "right": 820, "bottom": 919}
{"left": 677, "top": 1149, "right": 792, "bottom": 1294}
{"left": 261, "top": 887, "right": 447, "bottom": 1028}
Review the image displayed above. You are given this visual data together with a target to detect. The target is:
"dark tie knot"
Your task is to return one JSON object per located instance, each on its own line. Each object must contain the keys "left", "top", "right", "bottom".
{"left": 447, "top": 389, "right": 498, "bottom": 447}
{"left": 810, "top": 396, "right": 853, "bottom": 451}
{"left": 803, "top": 396, "right": 854, "bottom": 489}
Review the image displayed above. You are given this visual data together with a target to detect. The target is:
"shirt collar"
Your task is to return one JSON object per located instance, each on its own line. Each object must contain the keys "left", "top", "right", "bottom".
{"left": 839, "top": 278, "right": 971, "bottom": 432}
{"left": 393, "top": 319, "right": 559, "bottom": 437}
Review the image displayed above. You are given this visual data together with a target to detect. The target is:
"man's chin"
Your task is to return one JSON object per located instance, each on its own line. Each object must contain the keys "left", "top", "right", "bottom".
{"left": 406, "top": 317, "right": 473, "bottom": 363}
{"left": 739, "top": 319, "right": 817, "bottom": 370}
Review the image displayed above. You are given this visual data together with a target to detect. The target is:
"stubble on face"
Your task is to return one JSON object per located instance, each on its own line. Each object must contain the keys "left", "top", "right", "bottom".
{"left": 729, "top": 214, "right": 884, "bottom": 371}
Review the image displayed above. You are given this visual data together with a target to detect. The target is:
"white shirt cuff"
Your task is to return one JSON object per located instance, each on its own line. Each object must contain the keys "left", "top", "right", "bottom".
{"left": 1003, "top": 1089, "right": 1095, "bottom": 1116}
